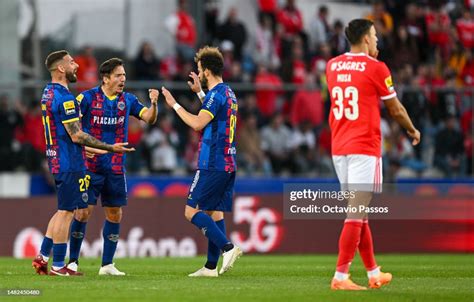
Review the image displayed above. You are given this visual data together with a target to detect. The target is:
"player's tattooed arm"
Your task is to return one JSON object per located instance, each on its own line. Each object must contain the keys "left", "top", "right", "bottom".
{"left": 64, "top": 121, "right": 135, "bottom": 153}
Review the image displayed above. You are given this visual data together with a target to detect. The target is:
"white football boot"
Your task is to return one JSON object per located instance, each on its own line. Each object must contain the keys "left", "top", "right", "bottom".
{"left": 219, "top": 246, "right": 242, "bottom": 275}
{"left": 98, "top": 263, "right": 126, "bottom": 276}
{"left": 188, "top": 267, "right": 218, "bottom": 277}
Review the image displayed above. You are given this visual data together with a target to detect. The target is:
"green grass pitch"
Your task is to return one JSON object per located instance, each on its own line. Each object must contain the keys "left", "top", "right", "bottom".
{"left": 0, "top": 254, "right": 473, "bottom": 301}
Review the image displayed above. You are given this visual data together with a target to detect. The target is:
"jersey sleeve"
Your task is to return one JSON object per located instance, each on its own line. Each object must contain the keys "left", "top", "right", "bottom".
{"left": 59, "top": 94, "right": 80, "bottom": 124}
{"left": 200, "top": 91, "right": 220, "bottom": 119}
{"left": 129, "top": 94, "right": 146, "bottom": 119}
{"left": 374, "top": 62, "right": 397, "bottom": 101}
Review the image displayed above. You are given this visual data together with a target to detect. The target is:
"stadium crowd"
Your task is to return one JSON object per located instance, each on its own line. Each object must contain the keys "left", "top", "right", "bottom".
{"left": 0, "top": 0, "right": 472, "bottom": 179}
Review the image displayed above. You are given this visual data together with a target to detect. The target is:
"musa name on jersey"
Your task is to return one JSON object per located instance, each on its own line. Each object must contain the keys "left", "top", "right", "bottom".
{"left": 41, "top": 83, "right": 85, "bottom": 173}
{"left": 77, "top": 86, "right": 145, "bottom": 174}
{"left": 326, "top": 52, "right": 396, "bottom": 157}
{"left": 198, "top": 83, "right": 238, "bottom": 172}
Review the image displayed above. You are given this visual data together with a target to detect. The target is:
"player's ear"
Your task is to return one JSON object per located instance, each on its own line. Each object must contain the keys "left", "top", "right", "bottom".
{"left": 56, "top": 62, "right": 66, "bottom": 73}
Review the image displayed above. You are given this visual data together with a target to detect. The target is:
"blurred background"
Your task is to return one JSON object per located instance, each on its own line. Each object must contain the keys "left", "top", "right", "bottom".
{"left": 0, "top": 0, "right": 472, "bottom": 257}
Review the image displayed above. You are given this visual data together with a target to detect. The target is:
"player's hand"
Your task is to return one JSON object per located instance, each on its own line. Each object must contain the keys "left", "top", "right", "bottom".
{"left": 85, "top": 146, "right": 108, "bottom": 158}
{"left": 148, "top": 88, "right": 159, "bottom": 105}
{"left": 161, "top": 86, "right": 177, "bottom": 107}
{"left": 187, "top": 72, "right": 202, "bottom": 93}
{"left": 111, "top": 142, "right": 136, "bottom": 153}
{"left": 407, "top": 129, "right": 421, "bottom": 146}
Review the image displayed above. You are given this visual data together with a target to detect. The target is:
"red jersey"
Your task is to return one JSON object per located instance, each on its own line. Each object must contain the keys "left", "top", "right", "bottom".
{"left": 326, "top": 52, "right": 396, "bottom": 157}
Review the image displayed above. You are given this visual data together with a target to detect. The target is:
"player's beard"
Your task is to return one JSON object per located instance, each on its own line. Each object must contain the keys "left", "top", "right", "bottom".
{"left": 200, "top": 75, "right": 208, "bottom": 89}
{"left": 66, "top": 70, "right": 77, "bottom": 83}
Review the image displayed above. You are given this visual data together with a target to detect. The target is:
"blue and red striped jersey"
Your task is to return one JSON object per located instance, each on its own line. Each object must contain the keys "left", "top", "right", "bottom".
{"left": 41, "top": 83, "right": 85, "bottom": 173}
{"left": 77, "top": 86, "right": 146, "bottom": 174}
{"left": 198, "top": 83, "right": 238, "bottom": 172}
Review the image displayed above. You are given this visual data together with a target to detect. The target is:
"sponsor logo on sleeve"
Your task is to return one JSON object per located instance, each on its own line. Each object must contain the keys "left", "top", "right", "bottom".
{"left": 63, "top": 101, "right": 76, "bottom": 115}
{"left": 385, "top": 76, "right": 394, "bottom": 91}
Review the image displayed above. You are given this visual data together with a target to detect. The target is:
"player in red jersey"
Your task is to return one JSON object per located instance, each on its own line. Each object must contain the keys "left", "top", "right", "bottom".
{"left": 326, "top": 19, "right": 420, "bottom": 290}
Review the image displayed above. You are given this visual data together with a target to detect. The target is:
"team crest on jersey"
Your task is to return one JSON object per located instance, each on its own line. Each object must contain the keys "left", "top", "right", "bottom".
{"left": 82, "top": 193, "right": 88, "bottom": 203}
{"left": 92, "top": 101, "right": 103, "bottom": 109}
{"left": 118, "top": 101, "right": 125, "bottom": 111}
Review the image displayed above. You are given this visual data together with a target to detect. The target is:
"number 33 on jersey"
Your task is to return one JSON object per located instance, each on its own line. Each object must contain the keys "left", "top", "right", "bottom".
{"left": 326, "top": 52, "right": 396, "bottom": 157}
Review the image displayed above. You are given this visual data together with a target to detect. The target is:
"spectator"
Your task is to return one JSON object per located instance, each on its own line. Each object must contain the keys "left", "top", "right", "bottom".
{"left": 289, "top": 75, "right": 323, "bottom": 128}
{"left": 281, "top": 37, "right": 307, "bottom": 85}
{"left": 308, "top": 5, "right": 331, "bottom": 53}
{"left": 0, "top": 95, "right": 23, "bottom": 171}
{"left": 183, "top": 129, "right": 200, "bottom": 173}
{"left": 255, "top": 14, "right": 280, "bottom": 69}
{"left": 260, "top": 113, "right": 293, "bottom": 174}
{"left": 456, "top": 9, "right": 474, "bottom": 49}
{"left": 239, "top": 93, "right": 264, "bottom": 128}
{"left": 126, "top": 117, "right": 146, "bottom": 173}
{"left": 217, "top": 7, "right": 248, "bottom": 61}
{"left": 144, "top": 116, "right": 179, "bottom": 174}
{"left": 329, "top": 20, "right": 349, "bottom": 56}
{"left": 365, "top": 1, "right": 393, "bottom": 62}
{"left": 276, "top": 0, "right": 305, "bottom": 59}
{"left": 402, "top": 2, "right": 428, "bottom": 63}
{"left": 425, "top": 4, "right": 452, "bottom": 60}
{"left": 257, "top": 0, "right": 278, "bottom": 32}
{"left": 434, "top": 116, "right": 465, "bottom": 177}
{"left": 460, "top": 49, "right": 474, "bottom": 86}
{"left": 74, "top": 46, "right": 98, "bottom": 90}
{"left": 290, "top": 120, "right": 317, "bottom": 174}
{"left": 16, "top": 102, "right": 45, "bottom": 172}
{"left": 254, "top": 64, "right": 283, "bottom": 120}
{"left": 164, "top": 0, "right": 197, "bottom": 63}
{"left": 133, "top": 41, "right": 160, "bottom": 80}
{"left": 391, "top": 25, "right": 419, "bottom": 69}
{"left": 237, "top": 114, "right": 270, "bottom": 174}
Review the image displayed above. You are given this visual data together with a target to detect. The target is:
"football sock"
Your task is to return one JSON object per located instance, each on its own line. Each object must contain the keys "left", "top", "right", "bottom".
{"left": 206, "top": 219, "right": 226, "bottom": 270}
{"left": 367, "top": 267, "right": 381, "bottom": 278}
{"left": 191, "top": 212, "right": 230, "bottom": 250}
{"left": 334, "top": 271, "right": 350, "bottom": 281}
{"left": 335, "top": 220, "right": 363, "bottom": 277}
{"left": 359, "top": 220, "right": 378, "bottom": 272}
{"left": 39, "top": 236, "right": 53, "bottom": 261}
{"left": 52, "top": 243, "right": 67, "bottom": 268}
{"left": 69, "top": 219, "right": 87, "bottom": 263}
{"left": 102, "top": 220, "right": 120, "bottom": 266}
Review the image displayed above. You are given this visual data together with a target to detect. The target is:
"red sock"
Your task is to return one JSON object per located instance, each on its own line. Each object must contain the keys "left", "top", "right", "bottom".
{"left": 358, "top": 220, "right": 378, "bottom": 271}
{"left": 336, "top": 220, "right": 363, "bottom": 273}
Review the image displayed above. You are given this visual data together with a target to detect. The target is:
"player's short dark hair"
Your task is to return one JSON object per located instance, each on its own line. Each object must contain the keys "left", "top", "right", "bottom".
{"left": 99, "top": 58, "right": 123, "bottom": 79}
{"left": 194, "top": 46, "right": 224, "bottom": 77}
{"left": 345, "top": 19, "right": 374, "bottom": 45}
{"left": 45, "top": 50, "right": 69, "bottom": 71}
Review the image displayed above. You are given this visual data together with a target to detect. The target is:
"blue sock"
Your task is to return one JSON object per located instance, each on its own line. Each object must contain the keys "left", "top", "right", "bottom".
{"left": 206, "top": 219, "right": 226, "bottom": 269}
{"left": 40, "top": 236, "right": 53, "bottom": 258}
{"left": 69, "top": 219, "right": 87, "bottom": 262}
{"left": 102, "top": 220, "right": 120, "bottom": 266}
{"left": 191, "top": 212, "right": 229, "bottom": 250}
{"left": 52, "top": 243, "right": 67, "bottom": 268}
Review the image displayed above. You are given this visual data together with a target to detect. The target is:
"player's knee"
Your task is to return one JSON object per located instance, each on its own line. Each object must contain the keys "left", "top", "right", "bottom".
{"left": 105, "top": 208, "right": 122, "bottom": 223}
{"left": 75, "top": 209, "right": 90, "bottom": 222}
{"left": 184, "top": 207, "right": 197, "bottom": 222}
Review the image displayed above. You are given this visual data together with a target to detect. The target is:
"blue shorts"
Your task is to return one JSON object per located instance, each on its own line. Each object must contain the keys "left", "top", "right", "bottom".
{"left": 87, "top": 171, "right": 128, "bottom": 207}
{"left": 54, "top": 172, "right": 90, "bottom": 211}
{"left": 186, "top": 170, "right": 235, "bottom": 212}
